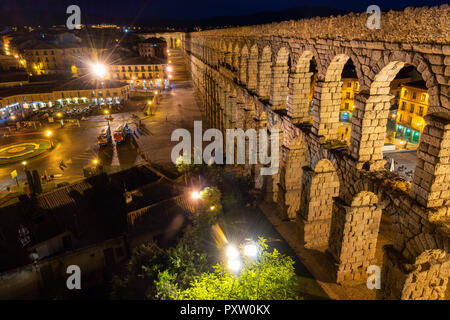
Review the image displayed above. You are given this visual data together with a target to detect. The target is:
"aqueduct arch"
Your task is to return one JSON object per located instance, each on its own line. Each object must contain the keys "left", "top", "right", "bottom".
{"left": 183, "top": 5, "right": 450, "bottom": 299}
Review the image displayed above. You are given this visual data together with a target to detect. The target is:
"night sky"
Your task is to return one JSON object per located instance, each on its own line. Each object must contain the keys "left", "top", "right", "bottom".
{"left": 0, "top": 0, "right": 447, "bottom": 24}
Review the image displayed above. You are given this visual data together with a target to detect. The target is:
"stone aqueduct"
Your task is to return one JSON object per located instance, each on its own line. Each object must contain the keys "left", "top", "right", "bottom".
{"left": 181, "top": 6, "right": 450, "bottom": 299}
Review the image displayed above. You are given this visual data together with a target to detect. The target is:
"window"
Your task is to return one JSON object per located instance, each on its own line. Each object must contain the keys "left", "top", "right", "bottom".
{"left": 412, "top": 92, "right": 417, "bottom": 99}
{"left": 344, "top": 103, "right": 349, "bottom": 110}
{"left": 410, "top": 104, "right": 415, "bottom": 113}
{"left": 346, "top": 92, "right": 350, "bottom": 99}
{"left": 421, "top": 94, "right": 426, "bottom": 102}
{"left": 419, "top": 106, "right": 424, "bottom": 116}
{"left": 347, "top": 82, "right": 351, "bottom": 88}
{"left": 401, "top": 102, "right": 406, "bottom": 110}
{"left": 407, "top": 116, "right": 412, "bottom": 125}
{"left": 403, "top": 89, "right": 408, "bottom": 97}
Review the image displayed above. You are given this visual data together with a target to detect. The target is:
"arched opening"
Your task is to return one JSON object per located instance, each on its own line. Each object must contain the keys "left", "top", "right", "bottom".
{"left": 383, "top": 65, "right": 427, "bottom": 181}
{"left": 253, "top": 108, "right": 268, "bottom": 190}
{"left": 257, "top": 46, "right": 272, "bottom": 101}
{"left": 313, "top": 54, "right": 355, "bottom": 141}
{"left": 299, "top": 158, "right": 339, "bottom": 250}
{"left": 351, "top": 61, "right": 428, "bottom": 178}
{"left": 225, "top": 42, "right": 233, "bottom": 66}
{"left": 232, "top": 43, "right": 240, "bottom": 71}
{"left": 219, "top": 41, "right": 227, "bottom": 65}
{"left": 239, "top": 45, "right": 249, "bottom": 84}
{"left": 270, "top": 47, "right": 290, "bottom": 112}
{"left": 247, "top": 45, "right": 258, "bottom": 91}
{"left": 337, "top": 59, "right": 359, "bottom": 146}
{"left": 289, "top": 51, "right": 318, "bottom": 125}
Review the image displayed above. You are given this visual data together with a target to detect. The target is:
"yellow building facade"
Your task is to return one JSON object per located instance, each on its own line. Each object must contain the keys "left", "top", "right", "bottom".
{"left": 0, "top": 80, "right": 130, "bottom": 121}
{"left": 338, "top": 78, "right": 359, "bottom": 144}
{"left": 109, "top": 57, "right": 169, "bottom": 90}
{"left": 22, "top": 46, "right": 105, "bottom": 76}
{"left": 395, "top": 81, "right": 428, "bottom": 145}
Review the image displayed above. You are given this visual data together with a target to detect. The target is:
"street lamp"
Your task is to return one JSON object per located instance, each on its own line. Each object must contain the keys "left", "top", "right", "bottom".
{"left": 92, "top": 158, "right": 99, "bottom": 165}
{"left": 226, "top": 245, "right": 239, "bottom": 260}
{"left": 243, "top": 243, "right": 258, "bottom": 259}
{"left": 22, "top": 161, "right": 27, "bottom": 166}
{"left": 191, "top": 190, "right": 201, "bottom": 200}
{"left": 45, "top": 130, "right": 52, "bottom": 137}
{"left": 227, "top": 259, "right": 242, "bottom": 273}
{"left": 91, "top": 63, "right": 107, "bottom": 78}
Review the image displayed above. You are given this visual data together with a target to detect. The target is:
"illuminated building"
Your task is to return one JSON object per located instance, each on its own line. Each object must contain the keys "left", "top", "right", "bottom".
{"left": 338, "top": 78, "right": 359, "bottom": 144}
{"left": 22, "top": 42, "right": 106, "bottom": 76}
{"left": 109, "top": 57, "right": 170, "bottom": 90}
{"left": 0, "top": 79, "right": 129, "bottom": 121}
{"left": 138, "top": 38, "right": 168, "bottom": 59}
{"left": 395, "top": 80, "right": 428, "bottom": 145}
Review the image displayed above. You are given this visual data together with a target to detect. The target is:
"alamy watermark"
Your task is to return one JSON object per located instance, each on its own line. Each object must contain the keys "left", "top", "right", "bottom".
{"left": 366, "top": 5, "right": 381, "bottom": 30}
{"left": 66, "top": 265, "right": 81, "bottom": 290}
{"left": 171, "top": 121, "right": 279, "bottom": 175}
{"left": 66, "top": 5, "right": 81, "bottom": 30}
{"left": 366, "top": 265, "right": 381, "bottom": 289}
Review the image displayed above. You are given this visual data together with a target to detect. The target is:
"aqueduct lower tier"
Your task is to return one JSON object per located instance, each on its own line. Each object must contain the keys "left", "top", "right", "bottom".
{"left": 182, "top": 5, "right": 450, "bottom": 299}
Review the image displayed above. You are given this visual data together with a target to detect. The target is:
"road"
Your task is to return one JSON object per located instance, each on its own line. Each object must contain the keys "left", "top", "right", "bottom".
{"left": 0, "top": 79, "right": 203, "bottom": 191}
{"left": 383, "top": 149, "right": 418, "bottom": 181}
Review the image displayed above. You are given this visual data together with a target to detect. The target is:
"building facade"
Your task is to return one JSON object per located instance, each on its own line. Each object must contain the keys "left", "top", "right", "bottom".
{"left": 395, "top": 81, "right": 429, "bottom": 145}
{"left": 109, "top": 57, "right": 170, "bottom": 90}
{"left": 138, "top": 38, "right": 167, "bottom": 60}
{"left": 338, "top": 78, "right": 359, "bottom": 144}
{"left": 0, "top": 80, "right": 130, "bottom": 121}
{"left": 22, "top": 43, "right": 106, "bottom": 76}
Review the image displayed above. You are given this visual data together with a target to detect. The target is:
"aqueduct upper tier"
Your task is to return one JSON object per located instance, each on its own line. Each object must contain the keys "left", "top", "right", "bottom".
{"left": 182, "top": 5, "right": 450, "bottom": 299}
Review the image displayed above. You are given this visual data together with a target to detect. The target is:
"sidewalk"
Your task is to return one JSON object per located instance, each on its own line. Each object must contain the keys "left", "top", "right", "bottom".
{"left": 258, "top": 201, "right": 378, "bottom": 300}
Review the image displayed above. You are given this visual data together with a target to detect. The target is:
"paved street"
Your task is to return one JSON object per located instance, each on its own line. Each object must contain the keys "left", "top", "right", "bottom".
{"left": 383, "top": 150, "right": 418, "bottom": 181}
{"left": 0, "top": 78, "right": 203, "bottom": 191}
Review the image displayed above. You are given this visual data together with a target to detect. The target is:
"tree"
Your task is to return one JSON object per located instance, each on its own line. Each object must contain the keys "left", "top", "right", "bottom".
{"left": 155, "top": 244, "right": 210, "bottom": 300}
{"left": 176, "top": 238, "right": 300, "bottom": 300}
{"left": 111, "top": 242, "right": 168, "bottom": 299}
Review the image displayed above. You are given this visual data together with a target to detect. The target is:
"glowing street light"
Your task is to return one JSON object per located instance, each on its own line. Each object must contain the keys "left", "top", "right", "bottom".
{"left": 191, "top": 190, "right": 201, "bottom": 200}
{"left": 168, "top": 74, "right": 172, "bottom": 79}
{"left": 45, "top": 130, "right": 52, "bottom": 137}
{"left": 22, "top": 161, "right": 27, "bottom": 166}
{"left": 227, "top": 259, "right": 242, "bottom": 273}
{"left": 167, "top": 66, "right": 172, "bottom": 72}
{"left": 210, "top": 205, "right": 215, "bottom": 211}
{"left": 147, "top": 100, "right": 152, "bottom": 105}
{"left": 226, "top": 245, "right": 240, "bottom": 260}
{"left": 92, "top": 158, "right": 99, "bottom": 165}
{"left": 56, "top": 112, "right": 63, "bottom": 118}
{"left": 91, "top": 63, "right": 107, "bottom": 78}
{"left": 103, "top": 109, "right": 110, "bottom": 115}
{"left": 243, "top": 243, "right": 258, "bottom": 259}
{"left": 154, "top": 90, "right": 158, "bottom": 95}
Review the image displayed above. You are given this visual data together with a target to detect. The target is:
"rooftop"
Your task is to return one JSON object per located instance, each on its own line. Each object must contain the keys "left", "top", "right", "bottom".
{"left": 111, "top": 56, "right": 167, "bottom": 66}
